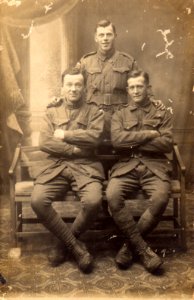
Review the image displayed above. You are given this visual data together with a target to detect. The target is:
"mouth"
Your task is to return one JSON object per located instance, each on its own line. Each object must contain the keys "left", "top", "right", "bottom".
{"left": 69, "top": 94, "right": 78, "bottom": 98}
{"left": 133, "top": 95, "right": 142, "bottom": 100}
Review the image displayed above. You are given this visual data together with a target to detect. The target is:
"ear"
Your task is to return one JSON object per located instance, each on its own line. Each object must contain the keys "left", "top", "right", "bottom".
{"left": 147, "top": 84, "right": 152, "bottom": 91}
{"left": 94, "top": 33, "right": 98, "bottom": 43}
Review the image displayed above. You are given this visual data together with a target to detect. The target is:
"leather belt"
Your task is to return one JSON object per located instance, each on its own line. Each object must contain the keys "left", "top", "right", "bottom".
{"left": 123, "top": 150, "right": 166, "bottom": 159}
{"left": 90, "top": 93, "right": 127, "bottom": 106}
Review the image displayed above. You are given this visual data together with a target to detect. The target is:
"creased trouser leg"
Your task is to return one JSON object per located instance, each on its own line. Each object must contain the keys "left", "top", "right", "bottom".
{"left": 71, "top": 182, "right": 103, "bottom": 238}
{"left": 138, "top": 176, "right": 170, "bottom": 236}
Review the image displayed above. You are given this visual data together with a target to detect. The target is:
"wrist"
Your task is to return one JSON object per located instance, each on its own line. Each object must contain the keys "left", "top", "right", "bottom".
{"left": 150, "top": 130, "right": 160, "bottom": 138}
{"left": 73, "top": 146, "right": 80, "bottom": 154}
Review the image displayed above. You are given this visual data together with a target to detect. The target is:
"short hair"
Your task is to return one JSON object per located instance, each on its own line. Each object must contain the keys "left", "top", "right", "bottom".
{"left": 95, "top": 19, "right": 116, "bottom": 35}
{"left": 127, "top": 70, "right": 150, "bottom": 85}
{"left": 61, "top": 67, "right": 83, "bottom": 85}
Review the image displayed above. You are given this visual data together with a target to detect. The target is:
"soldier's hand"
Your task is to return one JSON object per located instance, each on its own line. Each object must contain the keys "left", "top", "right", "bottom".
{"left": 150, "top": 130, "right": 160, "bottom": 138}
{"left": 152, "top": 99, "right": 166, "bottom": 110}
{"left": 73, "top": 146, "right": 92, "bottom": 157}
{"left": 54, "top": 129, "right": 65, "bottom": 140}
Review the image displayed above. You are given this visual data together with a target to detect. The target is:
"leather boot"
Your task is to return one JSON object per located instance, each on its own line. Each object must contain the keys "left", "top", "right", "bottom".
{"left": 47, "top": 242, "right": 67, "bottom": 267}
{"left": 136, "top": 246, "right": 163, "bottom": 273}
{"left": 130, "top": 234, "right": 163, "bottom": 273}
{"left": 115, "top": 242, "right": 133, "bottom": 269}
{"left": 106, "top": 207, "right": 162, "bottom": 272}
{"left": 0, "top": 273, "right": 6, "bottom": 284}
{"left": 137, "top": 210, "right": 160, "bottom": 237}
{"left": 42, "top": 214, "right": 93, "bottom": 272}
{"left": 70, "top": 240, "right": 93, "bottom": 273}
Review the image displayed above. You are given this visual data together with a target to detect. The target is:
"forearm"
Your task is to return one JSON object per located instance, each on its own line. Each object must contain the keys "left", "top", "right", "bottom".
{"left": 63, "top": 129, "right": 102, "bottom": 147}
{"left": 57, "top": 108, "right": 104, "bottom": 147}
{"left": 112, "top": 130, "right": 159, "bottom": 149}
{"left": 138, "top": 136, "right": 173, "bottom": 153}
{"left": 39, "top": 134, "right": 74, "bottom": 157}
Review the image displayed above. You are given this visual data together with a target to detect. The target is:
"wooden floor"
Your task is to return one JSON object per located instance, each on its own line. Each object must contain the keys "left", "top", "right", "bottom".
{"left": 0, "top": 192, "right": 194, "bottom": 300}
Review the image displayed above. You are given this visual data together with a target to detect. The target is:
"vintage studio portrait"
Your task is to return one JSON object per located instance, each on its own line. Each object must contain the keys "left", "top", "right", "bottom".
{"left": 0, "top": 0, "right": 194, "bottom": 299}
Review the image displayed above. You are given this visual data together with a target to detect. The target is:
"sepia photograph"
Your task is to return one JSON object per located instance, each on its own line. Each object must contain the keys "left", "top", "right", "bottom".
{"left": 0, "top": 0, "right": 194, "bottom": 299}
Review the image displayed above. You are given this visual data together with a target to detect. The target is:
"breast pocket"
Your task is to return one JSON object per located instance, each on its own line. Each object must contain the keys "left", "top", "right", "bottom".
{"left": 143, "top": 119, "right": 161, "bottom": 130}
{"left": 77, "top": 119, "right": 88, "bottom": 130}
{"left": 52, "top": 118, "right": 69, "bottom": 130}
{"left": 86, "top": 68, "right": 101, "bottom": 85}
{"left": 123, "top": 120, "right": 138, "bottom": 130}
{"left": 112, "top": 67, "right": 130, "bottom": 88}
{"left": 86, "top": 68, "right": 102, "bottom": 100}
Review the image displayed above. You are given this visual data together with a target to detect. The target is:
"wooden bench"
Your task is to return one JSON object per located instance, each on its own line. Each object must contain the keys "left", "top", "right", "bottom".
{"left": 9, "top": 144, "right": 187, "bottom": 250}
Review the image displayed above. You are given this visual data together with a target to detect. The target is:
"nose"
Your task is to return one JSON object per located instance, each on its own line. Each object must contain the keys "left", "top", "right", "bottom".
{"left": 103, "top": 34, "right": 108, "bottom": 40}
{"left": 134, "top": 87, "right": 138, "bottom": 93}
{"left": 70, "top": 84, "right": 76, "bottom": 91}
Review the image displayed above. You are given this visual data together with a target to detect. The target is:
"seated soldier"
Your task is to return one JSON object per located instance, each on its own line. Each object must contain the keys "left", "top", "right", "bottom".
{"left": 106, "top": 70, "right": 173, "bottom": 273}
{"left": 31, "top": 68, "right": 105, "bottom": 273}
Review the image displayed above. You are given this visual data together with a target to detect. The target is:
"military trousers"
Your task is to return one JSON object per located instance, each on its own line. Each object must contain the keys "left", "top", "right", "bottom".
{"left": 106, "top": 164, "right": 170, "bottom": 233}
{"left": 31, "top": 167, "right": 103, "bottom": 238}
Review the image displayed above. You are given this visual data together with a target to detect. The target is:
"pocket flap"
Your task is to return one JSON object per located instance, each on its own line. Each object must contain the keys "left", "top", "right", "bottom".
{"left": 52, "top": 118, "right": 69, "bottom": 126}
{"left": 143, "top": 119, "right": 160, "bottom": 128}
{"left": 123, "top": 120, "right": 138, "bottom": 130}
{"left": 87, "top": 68, "right": 101, "bottom": 74}
{"left": 77, "top": 119, "right": 88, "bottom": 126}
{"left": 113, "top": 67, "right": 130, "bottom": 73}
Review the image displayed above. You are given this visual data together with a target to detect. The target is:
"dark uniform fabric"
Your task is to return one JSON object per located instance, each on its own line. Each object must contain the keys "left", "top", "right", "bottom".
{"left": 31, "top": 98, "right": 105, "bottom": 238}
{"left": 34, "top": 98, "right": 105, "bottom": 188}
{"left": 109, "top": 99, "right": 173, "bottom": 181}
{"left": 78, "top": 50, "right": 137, "bottom": 106}
{"left": 77, "top": 50, "right": 138, "bottom": 143}
{"left": 106, "top": 98, "right": 173, "bottom": 235}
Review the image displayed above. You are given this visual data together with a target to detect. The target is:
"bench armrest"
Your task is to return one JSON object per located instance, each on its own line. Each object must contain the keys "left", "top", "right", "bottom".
{"left": 9, "top": 145, "right": 21, "bottom": 176}
{"left": 173, "top": 144, "right": 186, "bottom": 175}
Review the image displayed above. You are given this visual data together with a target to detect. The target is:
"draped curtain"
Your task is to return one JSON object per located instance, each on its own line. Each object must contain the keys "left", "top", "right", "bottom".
{"left": 0, "top": 0, "right": 79, "bottom": 192}
{"left": 0, "top": 0, "right": 79, "bottom": 158}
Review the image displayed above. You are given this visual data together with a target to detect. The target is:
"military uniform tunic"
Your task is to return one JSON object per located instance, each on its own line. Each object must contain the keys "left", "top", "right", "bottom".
{"left": 78, "top": 49, "right": 138, "bottom": 143}
{"left": 106, "top": 97, "right": 173, "bottom": 227}
{"left": 78, "top": 49, "right": 137, "bottom": 107}
{"left": 34, "top": 98, "right": 105, "bottom": 189}
{"left": 31, "top": 98, "right": 105, "bottom": 240}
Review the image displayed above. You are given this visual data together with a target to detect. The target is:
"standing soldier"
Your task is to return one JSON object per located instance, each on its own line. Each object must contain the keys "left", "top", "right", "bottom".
{"left": 77, "top": 19, "right": 138, "bottom": 145}
{"left": 77, "top": 19, "right": 162, "bottom": 148}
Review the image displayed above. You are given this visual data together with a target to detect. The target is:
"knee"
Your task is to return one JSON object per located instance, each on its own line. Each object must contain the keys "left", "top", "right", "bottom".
{"left": 106, "top": 183, "right": 123, "bottom": 212}
{"left": 31, "top": 189, "right": 48, "bottom": 215}
{"left": 150, "top": 190, "right": 169, "bottom": 216}
{"left": 152, "top": 190, "right": 169, "bottom": 206}
{"left": 82, "top": 193, "right": 102, "bottom": 213}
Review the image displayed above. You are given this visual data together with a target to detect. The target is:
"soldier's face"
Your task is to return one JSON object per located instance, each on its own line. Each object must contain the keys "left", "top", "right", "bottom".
{"left": 127, "top": 76, "right": 148, "bottom": 104}
{"left": 61, "top": 74, "right": 84, "bottom": 102}
{"left": 95, "top": 25, "right": 116, "bottom": 53}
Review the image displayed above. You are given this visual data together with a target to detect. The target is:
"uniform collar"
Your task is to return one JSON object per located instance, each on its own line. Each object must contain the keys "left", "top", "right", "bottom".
{"left": 63, "top": 98, "right": 84, "bottom": 110}
{"left": 97, "top": 48, "right": 116, "bottom": 61}
{"left": 129, "top": 97, "right": 152, "bottom": 112}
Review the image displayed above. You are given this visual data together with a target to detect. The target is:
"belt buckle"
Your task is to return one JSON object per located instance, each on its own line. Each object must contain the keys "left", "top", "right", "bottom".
{"left": 103, "top": 94, "right": 112, "bottom": 106}
{"left": 131, "top": 153, "right": 142, "bottom": 158}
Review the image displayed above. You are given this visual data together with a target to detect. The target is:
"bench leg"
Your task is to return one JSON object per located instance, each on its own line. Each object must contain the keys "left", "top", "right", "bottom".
{"left": 179, "top": 191, "right": 187, "bottom": 251}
